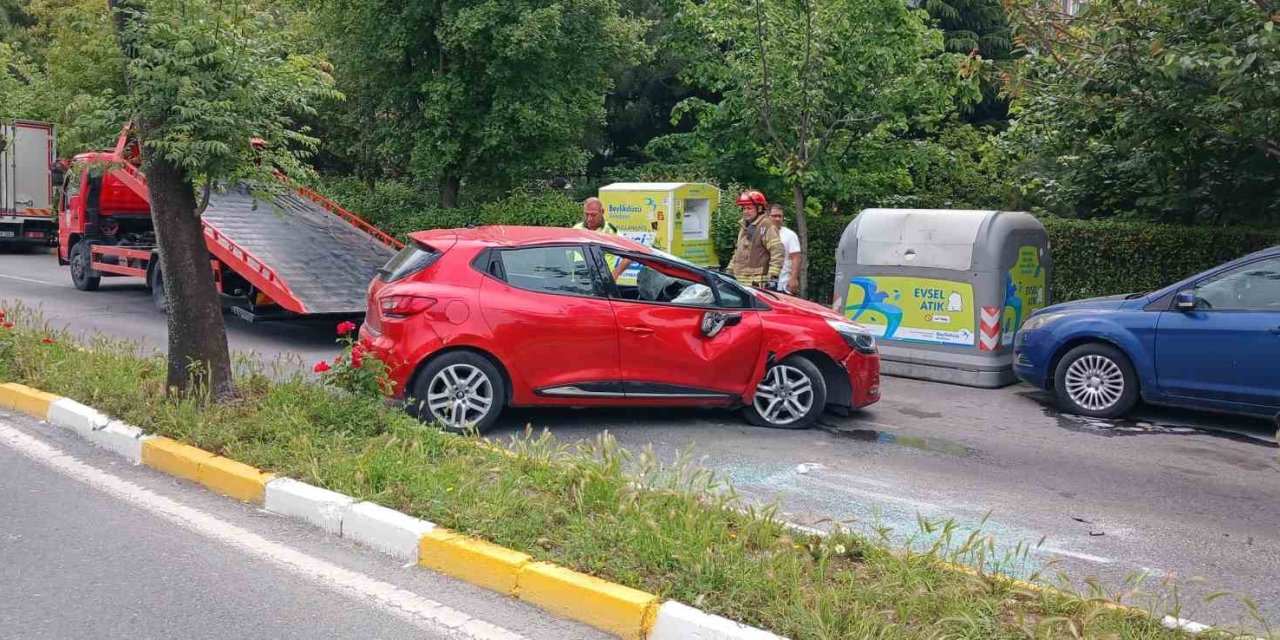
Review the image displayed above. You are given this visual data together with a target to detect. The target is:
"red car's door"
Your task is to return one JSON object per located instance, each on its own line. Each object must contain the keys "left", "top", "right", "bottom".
{"left": 479, "top": 244, "right": 622, "bottom": 400}
{"left": 599, "top": 249, "right": 764, "bottom": 398}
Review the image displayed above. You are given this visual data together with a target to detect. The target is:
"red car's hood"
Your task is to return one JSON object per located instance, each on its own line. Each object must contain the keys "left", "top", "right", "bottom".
{"left": 754, "top": 289, "right": 845, "bottom": 321}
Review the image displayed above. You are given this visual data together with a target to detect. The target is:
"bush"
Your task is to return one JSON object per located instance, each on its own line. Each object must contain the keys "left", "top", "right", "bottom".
{"left": 317, "top": 176, "right": 580, "bottom": 241}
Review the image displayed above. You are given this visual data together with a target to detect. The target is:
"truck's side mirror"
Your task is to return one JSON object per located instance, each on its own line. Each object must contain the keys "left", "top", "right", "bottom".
{"left": 1174, "top": 289, "right": 1197, "bottom": 311}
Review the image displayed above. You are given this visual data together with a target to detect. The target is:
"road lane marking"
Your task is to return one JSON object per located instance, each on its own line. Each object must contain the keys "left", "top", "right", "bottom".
{"left": 1039, "top": 547, "right": 1114, "bottom": 565}
{"left": 0, "top": 272, "right": 59, "bottom": 286}
{"left": 0, "top": 420, "right": 526, "bottom": 640}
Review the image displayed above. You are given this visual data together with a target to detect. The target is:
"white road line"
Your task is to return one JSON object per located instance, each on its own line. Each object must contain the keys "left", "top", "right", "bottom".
{"left": 0, "top": 421, "right": 525, "bottom": 640}
{"left": 1039, "top": 546, "right": 1114, "bottom": 565}
{"left": 0, "top": 272, "right": 59, "bottom": 286}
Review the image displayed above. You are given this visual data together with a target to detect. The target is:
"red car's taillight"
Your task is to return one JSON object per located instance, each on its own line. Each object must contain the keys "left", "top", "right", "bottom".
{"left": 380, "top": 294, "right": 436, "bottom": 318}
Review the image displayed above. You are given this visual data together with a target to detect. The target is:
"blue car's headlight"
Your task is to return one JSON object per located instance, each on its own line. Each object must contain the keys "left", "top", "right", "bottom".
{"left": 826, "top": 319, "right": 877, "bottom": 354}
{"left": 1020, "top": 312, "right": 1068, "bottom": 332}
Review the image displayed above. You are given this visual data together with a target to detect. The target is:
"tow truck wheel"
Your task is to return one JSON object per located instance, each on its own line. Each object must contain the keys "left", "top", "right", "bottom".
{"left": 149, "top": 266, "right": 169, "bottom": 314}
{"left": 69, "top": 242, "right": 101, "bottom": 291}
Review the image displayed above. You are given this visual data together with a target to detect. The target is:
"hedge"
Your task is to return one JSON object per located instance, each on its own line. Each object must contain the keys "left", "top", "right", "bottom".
{"left": 319, "top": 177, "right": 1280, "bottom": 306}
{"left": 1040, "top": 219, "right": 1280, "bottom": 302}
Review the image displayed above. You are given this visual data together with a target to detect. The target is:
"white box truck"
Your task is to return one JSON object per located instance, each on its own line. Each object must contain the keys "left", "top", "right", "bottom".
{"left": 0, "top": 120, "right": 58, "bottom": 249}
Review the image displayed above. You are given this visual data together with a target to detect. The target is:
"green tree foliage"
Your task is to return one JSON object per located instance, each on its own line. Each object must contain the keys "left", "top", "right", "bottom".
{"left": 923, "top": 0, "right": 1010, "bottom": 56}
{"left": 1, "top": 0, "right": 36, "bottom": 46}
{"left": 586, "top": 0, "right": 715, "bottom": 182}
{"left": 1004, "top": 0, "right": 1280, "bottom": 224}
{"left": 318, "top": 0, "right": 645, "bottom": 207}
{"left": 0, "top": 43, "right": 39, "bottom": 119}
{"left": 109, "top": 0, "right": 338, "bottom": 398}
{"left": 922, "top": 0, "right": 1012, "bottom": 126}
{"left": 15, "top": 0, "right": 128, "bottom": 150}
{"left": 672, "top": 0, "right": 970, "bottom": 294}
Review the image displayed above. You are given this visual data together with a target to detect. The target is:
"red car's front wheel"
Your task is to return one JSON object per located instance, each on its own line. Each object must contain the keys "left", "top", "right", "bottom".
{"left": 744, "top": 355, "right": 828, "bottom": 429}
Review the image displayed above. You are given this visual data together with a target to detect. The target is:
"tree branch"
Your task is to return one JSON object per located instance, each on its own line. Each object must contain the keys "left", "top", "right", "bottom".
{"left": 797, "top": 0, "right": 816, "bottom": 164}
{"left": 752, "top": 0, "right": 788, "bottom": 158}
{"left": 195, "top": 178, "right": 212, "bottom": 217}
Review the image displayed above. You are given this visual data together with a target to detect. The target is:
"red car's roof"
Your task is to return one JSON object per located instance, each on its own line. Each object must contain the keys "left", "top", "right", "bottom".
{"left": 409, "top": 226, "right": 653, "bottom": 253}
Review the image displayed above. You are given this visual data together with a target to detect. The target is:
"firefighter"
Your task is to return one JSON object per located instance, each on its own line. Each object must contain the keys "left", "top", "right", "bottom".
{"left": 727, "top": 190, "right": 783, "bottom": 288}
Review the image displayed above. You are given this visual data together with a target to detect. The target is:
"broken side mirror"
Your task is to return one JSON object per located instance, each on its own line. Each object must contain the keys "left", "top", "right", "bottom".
{"left": 700, "top": 311, "right": 741, "bottom": 338}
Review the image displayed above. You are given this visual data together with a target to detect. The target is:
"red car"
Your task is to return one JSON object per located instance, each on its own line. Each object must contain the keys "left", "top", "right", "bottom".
{"left": 359, "top": 226, "right": 880, "bottom": 432}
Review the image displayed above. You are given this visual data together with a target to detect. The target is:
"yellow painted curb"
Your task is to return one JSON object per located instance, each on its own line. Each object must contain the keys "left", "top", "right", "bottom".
{"left": 0, "top": 382, "right": 61, "bottom": 419}
{"left": 516, "top": 561, "right": 658, "bottom": 640}
{"left": 419, "top": 528, "right": 531, "bottom": 595}
{"left": 198, "top": 455, "right": 273, "bottom": 503}
{"left": 141, "top": 437, "right": 215, "bottom": 483}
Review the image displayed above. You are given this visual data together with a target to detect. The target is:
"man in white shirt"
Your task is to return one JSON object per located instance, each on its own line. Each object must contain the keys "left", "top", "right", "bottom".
{"left": 767, "top": 204, "right": 802, "bottom": 295}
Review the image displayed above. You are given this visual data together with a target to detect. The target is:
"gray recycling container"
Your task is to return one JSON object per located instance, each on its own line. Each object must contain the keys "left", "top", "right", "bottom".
{"left": 832, "top": 209, "right": 1051, "bottom": 387}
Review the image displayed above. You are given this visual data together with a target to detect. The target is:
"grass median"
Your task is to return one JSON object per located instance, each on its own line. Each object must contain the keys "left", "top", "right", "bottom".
{"left": 0, "top": 305, "right": 1251, "bottom": 639}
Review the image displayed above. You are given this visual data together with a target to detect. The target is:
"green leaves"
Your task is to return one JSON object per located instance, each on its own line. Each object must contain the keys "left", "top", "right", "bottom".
{"left": 1004, "top": 0, "right": 1280, "bottom": 224}
{"left": 318, "top": 0, "right": 646, "bottom": 205}
{"left": 111, "top": 0, "right": 338, "bottom": 190}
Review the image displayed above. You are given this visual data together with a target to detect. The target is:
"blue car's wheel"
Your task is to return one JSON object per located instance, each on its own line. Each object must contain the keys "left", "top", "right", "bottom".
{"left": 1053, "top": 343, "right": 1138, "bottom": 418}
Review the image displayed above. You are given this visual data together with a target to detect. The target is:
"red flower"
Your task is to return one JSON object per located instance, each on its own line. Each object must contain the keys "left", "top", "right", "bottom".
{"left": 336, "top": 321, "right": 357, "bottom": 335}
{"left": 0, "top": 310, "right": 6, "bottom": 321}
{"left": 41, "top": 337, "right": 55, "bottom": 345}
{"left": 1, "top": 321, "right": 12, "bottom": 329}
{"left": 350, "top": 349, "right": 364, "bottom": 369}
{"left": 313, "top": 361, "right": 332, "bottom": 373}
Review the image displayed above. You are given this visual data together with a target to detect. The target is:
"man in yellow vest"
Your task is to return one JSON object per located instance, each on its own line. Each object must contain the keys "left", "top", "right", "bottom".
{"left": 573, "top": 197, "right": 619, "bottom": 234}
{"left": 573, "top": 197, "right": 628, "bottom": 278}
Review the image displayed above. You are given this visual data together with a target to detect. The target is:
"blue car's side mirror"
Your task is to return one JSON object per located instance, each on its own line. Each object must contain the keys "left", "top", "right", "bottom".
{"left": 1174, "top": 289, "right": 1197, "bottom": 311}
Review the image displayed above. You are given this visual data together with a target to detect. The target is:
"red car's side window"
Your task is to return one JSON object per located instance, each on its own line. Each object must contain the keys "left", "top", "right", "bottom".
{"left": 496, "top": 245, "right": 601, "bottom": 298}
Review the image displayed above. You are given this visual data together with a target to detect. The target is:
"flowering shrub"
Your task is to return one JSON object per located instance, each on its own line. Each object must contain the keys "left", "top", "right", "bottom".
{"left": 315, "top": 321, "right": 392, "bottom": 398}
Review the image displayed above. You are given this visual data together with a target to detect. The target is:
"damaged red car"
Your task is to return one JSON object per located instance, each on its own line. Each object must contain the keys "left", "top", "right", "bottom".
{"left": 359, "top": 227, "right": 880, "bottom": 432}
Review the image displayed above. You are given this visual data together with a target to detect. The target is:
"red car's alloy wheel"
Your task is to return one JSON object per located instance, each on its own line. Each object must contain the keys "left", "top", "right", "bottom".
{"left": 746, "top": 356, "right": 828, "bottom": 429}
{"left": 425, "top": 363, "right": 495, "bottom": 430}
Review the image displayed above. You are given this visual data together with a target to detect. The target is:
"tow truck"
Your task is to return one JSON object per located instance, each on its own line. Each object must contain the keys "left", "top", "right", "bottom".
{"left": 1, "top": 120, "right": 58, "bottom": 249}
{"left": 56, "top": 126, "right": 401, "bottom": 321}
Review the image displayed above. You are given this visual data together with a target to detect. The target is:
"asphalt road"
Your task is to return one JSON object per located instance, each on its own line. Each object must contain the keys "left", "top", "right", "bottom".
{"left": 4, "top": 250, "right": 1279, "bottom": 631}
{"left": 0, "top": 408, "right": 610, "bottom": 640}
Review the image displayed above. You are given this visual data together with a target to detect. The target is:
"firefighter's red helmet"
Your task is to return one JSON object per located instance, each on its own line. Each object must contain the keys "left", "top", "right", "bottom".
{"left": 736, "top": 190, "right": 768, "bottom": 208}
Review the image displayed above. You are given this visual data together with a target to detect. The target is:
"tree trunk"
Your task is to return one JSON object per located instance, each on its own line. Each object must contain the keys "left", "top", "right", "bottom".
{"left": 110, "top": 0, "right": 235, "bottom": 401}
{"left": 441, "top": 176, "right": 460, "bottom": 209}
{"left": 144, "top": 153, "right": 237, "bottom": 401}
{"left": 791, "top": 182, "right": 810, "bottom": 299}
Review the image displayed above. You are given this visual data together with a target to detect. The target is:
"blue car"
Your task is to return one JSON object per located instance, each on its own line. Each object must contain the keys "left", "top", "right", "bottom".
{"left": 1014, "top": 246, "right": 1280, "bottom": 419}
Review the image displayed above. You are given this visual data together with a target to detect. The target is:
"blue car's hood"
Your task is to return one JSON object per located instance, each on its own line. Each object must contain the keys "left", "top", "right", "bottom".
{"left": 1038, "top": 293, "right": 1134, "bottom": 315}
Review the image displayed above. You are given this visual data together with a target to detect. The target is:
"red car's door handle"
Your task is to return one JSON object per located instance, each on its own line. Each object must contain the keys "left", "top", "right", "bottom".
{"left": 625, "top": 326, "right": 655, "bottom": 336}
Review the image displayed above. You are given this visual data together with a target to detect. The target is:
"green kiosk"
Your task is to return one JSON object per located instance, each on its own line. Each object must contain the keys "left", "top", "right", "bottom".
{"left": 832, "top": 209, "right": 1052, "bottom": 387}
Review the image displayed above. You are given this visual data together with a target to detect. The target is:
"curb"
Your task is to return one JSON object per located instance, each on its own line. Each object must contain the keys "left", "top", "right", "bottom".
{"left": 0, "top": 381, "right": 786, "bottom": 640}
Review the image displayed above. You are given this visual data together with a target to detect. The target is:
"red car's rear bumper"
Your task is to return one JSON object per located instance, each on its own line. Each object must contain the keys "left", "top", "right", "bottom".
{"left": 359, "top": 323, "right": 429, "bottom": 399}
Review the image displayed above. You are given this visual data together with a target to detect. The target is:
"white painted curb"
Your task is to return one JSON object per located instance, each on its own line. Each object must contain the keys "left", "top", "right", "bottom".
{"left": 649, "top": 601, "right": 789, "bottom": 640}
{"left": 47, "top": 398, "right": 111, "bottom": 439}
{"left": 342, "top": 501, "right": 436, "bottom": 561}
{"left": 86, "top": 420, "right": 151, "bottom": 463}
{"left": 265, "top": 478, "right": 355, "bottom": 536}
